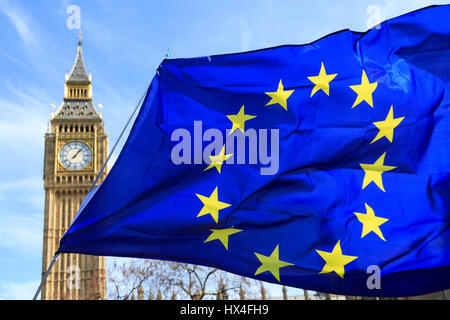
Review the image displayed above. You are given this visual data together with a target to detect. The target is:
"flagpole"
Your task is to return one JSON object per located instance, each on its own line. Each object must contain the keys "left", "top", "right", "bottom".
{"left": 33, "top": 253, "right": 59, "bottom": 300}
{"left": 32, "top": 81, "right": 151, "bottom": 300}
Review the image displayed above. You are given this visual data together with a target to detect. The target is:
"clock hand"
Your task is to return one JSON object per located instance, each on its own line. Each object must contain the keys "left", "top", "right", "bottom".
{"left": 71, "top": 149, "right": 82, "bottom": 160}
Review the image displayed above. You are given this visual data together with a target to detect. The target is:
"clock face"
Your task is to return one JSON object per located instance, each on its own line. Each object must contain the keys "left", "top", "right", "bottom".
{"left": 59, "top": 141, "right": 92, "bottom": 170}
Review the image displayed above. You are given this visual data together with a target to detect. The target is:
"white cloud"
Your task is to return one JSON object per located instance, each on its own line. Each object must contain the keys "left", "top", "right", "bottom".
{"left": 0, "top": 176, "right": 44, "bottom": 206}
{"left": 0, "top": 209, "right": 43, "bottom": 255}
{"left": 378, "top": 0, "right": 449, "bottom": 25}
{"left": 81, "top": 15, "right": 115, "bottom": 57}
{"left": 0, "top": 0, "right": 39, "bottom": 50}
{"left": 0, "top": 176, "right": 44, "bottom": 255}
{"left": 0, "top": 0, "right": 59, "bottom": 78}
{"left": 0, "top": 82, "right": 49, "bottom": 154}
{"left": 0, "top": 177, "right": 41, "bottom": 192}
{"left": 0, "top": 50, "right": 31, "bottom": 70}
{"left": 0, "top": 280, "right": 40, "bottom": 300}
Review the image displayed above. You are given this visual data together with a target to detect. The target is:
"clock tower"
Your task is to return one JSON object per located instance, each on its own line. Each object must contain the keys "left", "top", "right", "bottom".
{"left": 41, "top": 37, "right": 107, "bottom": 299}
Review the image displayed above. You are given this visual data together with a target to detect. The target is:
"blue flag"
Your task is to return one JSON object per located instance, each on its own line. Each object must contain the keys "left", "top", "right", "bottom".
{"left": 59, "top": 5, "right": 450, "bottom": 297}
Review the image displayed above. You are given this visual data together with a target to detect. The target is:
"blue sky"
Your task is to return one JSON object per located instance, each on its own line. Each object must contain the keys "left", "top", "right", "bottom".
{"left": 0, "top": 0, "right": 447, "bottom": 299}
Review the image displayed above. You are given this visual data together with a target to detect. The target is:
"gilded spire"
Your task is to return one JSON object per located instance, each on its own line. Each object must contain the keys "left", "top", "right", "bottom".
{"left": 54, "top": 34, "right": 100, "bottom": 120}
{"left": 66, "top": 32, "right": 90, "bottom": 84}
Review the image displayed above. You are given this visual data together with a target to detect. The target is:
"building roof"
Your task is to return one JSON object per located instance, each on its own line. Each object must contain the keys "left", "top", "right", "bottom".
{"left": 53, "top": 100, "right": 101, "bottom": 120}
{"left": 52, "top": 38, "right": 101, "bottom": 121}
{"left": 65, "top": 40, "right": 91, "bottom": 84}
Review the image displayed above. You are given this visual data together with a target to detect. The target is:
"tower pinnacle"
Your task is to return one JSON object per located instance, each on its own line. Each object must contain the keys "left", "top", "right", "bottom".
{"left": 53, "top": 36, "right": 100, "bottom": 120}
{"left": 66, "top": 34, "right": 89, "bottom": 84}
{"left": 77, "top": 30, "right": 83, "bottom": 46}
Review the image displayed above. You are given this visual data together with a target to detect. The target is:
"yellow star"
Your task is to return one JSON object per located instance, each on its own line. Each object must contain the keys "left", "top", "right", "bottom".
{"left": 204, "top": 146, "right": 232, "bottom": 174}
{"left": 354, "top": 203, "right": 388, "bottom": 241}
{"left": 349, "top": 70, "right": 378, "bottom": 108}
{"left": 204, "top": 227, "right": 243, "bottom": 250}
{"left": 254, "top": 245, "right": 294, "bottom": 282}
{"left": 360, "top": 152, "right": 396, "bottom": 192}
{"left": 316, "top": 240, "right": 358, "bottom": 279}
{"left": 265, "top": 79, "right": 294, "bottom": 110}
{"left": 227, "top": 105, "right": 256, "bottom": 134}
{"left": 307, "top": 62, "right": 337, "bottom": 97}
{"left": 196, "top": 187, "right": 231, "bottom": 223}
{"left": 371, "top": 105, "right": 405, "bottom": 144}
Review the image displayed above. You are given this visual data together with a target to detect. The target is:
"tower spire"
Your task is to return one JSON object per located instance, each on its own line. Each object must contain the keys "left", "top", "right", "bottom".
{"left": 53, "top": 34, "right": 100, "bottom": 120}
{"left": 66, "top": 32, "right": 90, "bottom": 84}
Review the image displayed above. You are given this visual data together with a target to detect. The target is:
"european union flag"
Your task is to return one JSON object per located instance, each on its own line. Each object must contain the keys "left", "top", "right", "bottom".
{"left": 59, "top": 5, "right": 450, "bottom": 297}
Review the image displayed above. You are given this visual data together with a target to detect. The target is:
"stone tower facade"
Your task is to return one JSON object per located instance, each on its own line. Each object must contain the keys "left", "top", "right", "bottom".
{"left": 41, "top": 38, "right": 107, "bottom": 300}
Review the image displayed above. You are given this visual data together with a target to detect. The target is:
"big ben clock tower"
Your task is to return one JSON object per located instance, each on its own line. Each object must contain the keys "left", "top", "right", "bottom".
{"left": 41, "top": 36, "right": 107, "bottom": 300}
